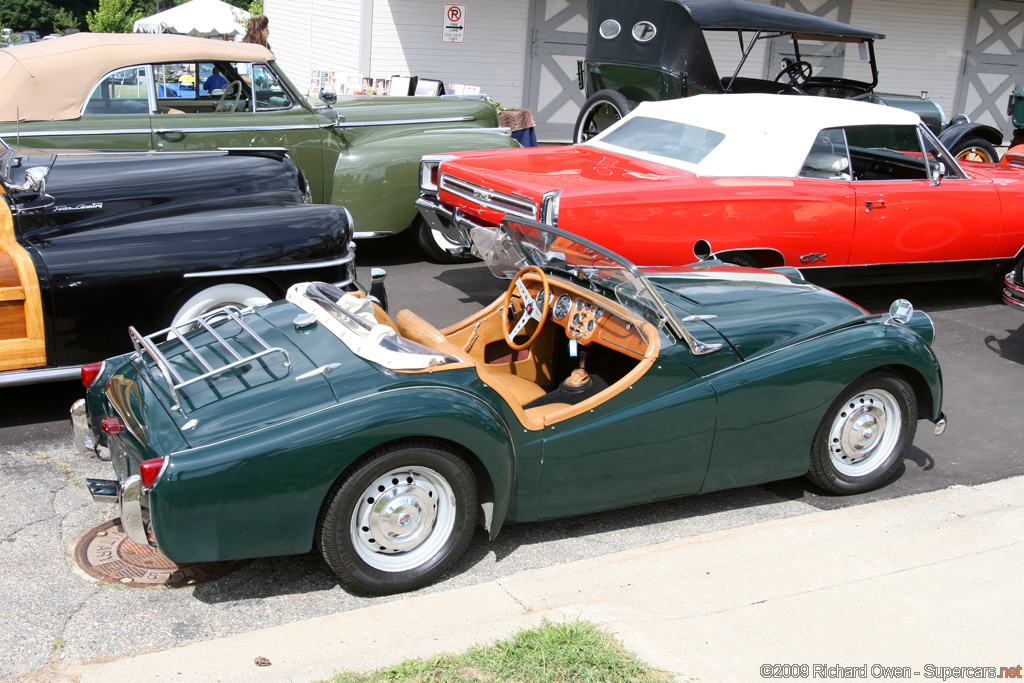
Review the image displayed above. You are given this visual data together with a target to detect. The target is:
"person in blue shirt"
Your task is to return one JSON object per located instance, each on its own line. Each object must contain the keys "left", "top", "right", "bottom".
{"left": 204, "top": 69, "right": 230, "bottom": 94}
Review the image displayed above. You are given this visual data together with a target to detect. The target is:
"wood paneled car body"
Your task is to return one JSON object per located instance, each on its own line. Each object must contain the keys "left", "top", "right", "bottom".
{"left": 0, "top": 140, "right": 372, "bottom": 386}
{"left": 74, "top": 218, "right": 945, "bottom": 596}
{"left": 0, "top": 33, "right": 519, "bottom": 261}
{"left": 418, "top": 94, "right": 1024, "bottom": 288}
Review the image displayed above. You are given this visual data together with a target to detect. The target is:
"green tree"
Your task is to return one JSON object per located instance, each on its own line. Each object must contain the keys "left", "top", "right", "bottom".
{"left": 85, "top": 0, "right": 140, "bottom": 32}
{"left": 246, "top": 0, "right": 261, "bottom": 16}
{"left": 53, "top": 5, "right": 77, "bottom": 31}
{"left": 0, "top": 0, "right": 58, "bottom": 33}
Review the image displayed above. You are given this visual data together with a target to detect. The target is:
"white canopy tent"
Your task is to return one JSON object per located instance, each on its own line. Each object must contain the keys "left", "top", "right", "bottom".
{"left": 133, "top": 0, "right": 251, "bottom": 38}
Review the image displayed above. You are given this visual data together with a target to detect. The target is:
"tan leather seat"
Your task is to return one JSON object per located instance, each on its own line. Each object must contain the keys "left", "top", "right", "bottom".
{"left": 394, "top": 308, "right": 546, "bottom": 407}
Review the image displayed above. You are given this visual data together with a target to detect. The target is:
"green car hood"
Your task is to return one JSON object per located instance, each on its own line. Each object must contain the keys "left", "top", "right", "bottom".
{"left": 649, "top": 266, "right": 869, "bottom": 361}
{"left": 123, "top": 300, "right": 391, "bottom": 449}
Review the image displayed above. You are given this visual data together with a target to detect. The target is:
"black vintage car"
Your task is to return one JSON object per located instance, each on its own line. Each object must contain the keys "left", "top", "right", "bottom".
{"left": 575, "top": 0, "right": 1003, "bottom": 162}
{"left": 0, "top": 141, "right": 383, "bottom": 386}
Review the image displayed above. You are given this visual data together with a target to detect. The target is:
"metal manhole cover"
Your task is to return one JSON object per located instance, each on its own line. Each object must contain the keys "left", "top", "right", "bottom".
{"left": 74, "top": 519, "right": 247, "bottom": 588}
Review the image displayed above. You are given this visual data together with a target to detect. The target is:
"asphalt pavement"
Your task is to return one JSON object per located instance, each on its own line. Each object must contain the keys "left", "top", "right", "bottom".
{"left": 1, "top": 234, "right": 1022, "bottom": 681}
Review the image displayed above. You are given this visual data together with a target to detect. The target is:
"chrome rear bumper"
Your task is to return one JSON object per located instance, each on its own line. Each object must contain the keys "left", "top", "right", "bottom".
{"left": 70, "top": 399, "right": 103, "bottom": 459}
{"left": 1003, "top": 271, "right": 1024, "bottom": 310}
{"left": 84, "top": 475, "right": 149, "bottom": 546}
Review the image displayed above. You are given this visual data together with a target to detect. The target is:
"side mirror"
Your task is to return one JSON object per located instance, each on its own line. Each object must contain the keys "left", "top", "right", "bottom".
{"left": 886, "top": 298, "right": 914, "bottom": 326}
{"left": 320, "top": 84, "right": 337, "bottom": 109}
{"left": 693, "top": 239, "right": 714, "bottom": 261}
{"left": 930, "top": 162, "right": 946, "bottom": 185}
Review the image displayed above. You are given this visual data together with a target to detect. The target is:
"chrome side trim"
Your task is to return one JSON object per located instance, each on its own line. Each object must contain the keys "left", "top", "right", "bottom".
{"left": 6, "top": 128, "right": 153, "bottom": 138}
{"left": 353, "top": 230, "right": 395, "bottom": 238}
{"left": 154, "top": 123, "right": 323, "bottom": 134}
{"left": 0, "top": 365, "right": 81, "bottom": 387}
{"left": 418, "top": 126, "right": 512, "bottom": 135}
{"left": 338, "top": 115, "right": 477, "bottom": 128}
{"left": 183, "top": 252, "right": 355, "bottom": 278}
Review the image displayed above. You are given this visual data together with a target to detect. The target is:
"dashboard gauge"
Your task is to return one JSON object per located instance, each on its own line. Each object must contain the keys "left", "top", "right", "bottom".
{"left": 553, "top": 293, "right": 572, "bottom": 320}
{"left": 594, "top": 308, "right": 603, "bottom": 319}
{"left": 572, "top": 313, "right": 581, "bottom": 325}
{"left": 576, "top": 299, "right": 585, "bottom": 311}
{"left": 587, "top": 320, "right": 595, "bottom": 332}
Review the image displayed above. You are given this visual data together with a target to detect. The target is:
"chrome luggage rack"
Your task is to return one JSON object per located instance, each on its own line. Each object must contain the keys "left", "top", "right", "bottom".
{"left": 129, "top": 306, "right": 291, "bottom": 412}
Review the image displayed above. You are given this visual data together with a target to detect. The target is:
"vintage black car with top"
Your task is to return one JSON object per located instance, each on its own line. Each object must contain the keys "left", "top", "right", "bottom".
{"left": 574, "top": 0, "right": 1002, "bottom": 161}
{"left": 0, "top": 141, "right": 379, "bottom": 386}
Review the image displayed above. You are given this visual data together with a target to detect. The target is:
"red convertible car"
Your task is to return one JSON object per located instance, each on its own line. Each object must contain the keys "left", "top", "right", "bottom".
{"left": 417, "top": 94, "right": 1024, "bottom": 288}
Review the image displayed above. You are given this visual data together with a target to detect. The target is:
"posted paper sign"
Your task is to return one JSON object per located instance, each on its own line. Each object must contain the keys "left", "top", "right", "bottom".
{"left": 443, "top": 4, "right": 466, "bottom": 43}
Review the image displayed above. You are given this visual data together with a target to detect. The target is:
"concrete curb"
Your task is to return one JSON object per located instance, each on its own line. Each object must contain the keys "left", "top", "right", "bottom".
{"left": 66, "top": 476, "right": 1024, "bottom": 683}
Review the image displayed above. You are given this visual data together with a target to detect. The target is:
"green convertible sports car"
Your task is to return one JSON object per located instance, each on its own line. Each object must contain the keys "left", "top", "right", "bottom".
{"left": 72, "top": 219, "right": 946, "bottom": 595}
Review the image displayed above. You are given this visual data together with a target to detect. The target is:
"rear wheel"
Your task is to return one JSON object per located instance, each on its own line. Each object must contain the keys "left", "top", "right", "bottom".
{"left": 573, "top": 89, "right": 632, "bottom": 143}
{"left": 951, "top": 136, "right": 998, "bottom": 163}
{"left": 414, "top": 216, "right": 475, "bottom": 264}
{"left": 318, "top": 442, "right": 478, "bottom": 595}
{"left": 806, "top": 371, "right": 917, "bottom": 494}
{"left": 163, "top": 282, "right": 272, "bottom": 330}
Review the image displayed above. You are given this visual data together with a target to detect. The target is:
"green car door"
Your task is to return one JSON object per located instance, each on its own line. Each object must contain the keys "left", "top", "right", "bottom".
{"left": 151, "top": 61, "right": 330, "bottom": 202}
{"left": 533, "top": 358, "right": 720, "bottom": 520}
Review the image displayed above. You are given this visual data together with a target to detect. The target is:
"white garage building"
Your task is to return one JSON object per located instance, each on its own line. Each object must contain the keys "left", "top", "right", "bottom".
{"left": 265, "top": 0, "right": 1024, "bottom": 142}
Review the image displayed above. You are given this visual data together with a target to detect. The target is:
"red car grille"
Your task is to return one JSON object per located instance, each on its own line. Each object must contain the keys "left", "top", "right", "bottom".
{"left": 439, "top": 174, "right": 537, "bottom": 220}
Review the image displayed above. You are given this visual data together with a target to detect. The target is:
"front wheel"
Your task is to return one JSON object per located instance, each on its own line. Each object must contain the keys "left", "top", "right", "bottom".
{"left": 950, "top": 136, "right": 999, "bottom": 163}
{"left": 318, "top": 442, "right": 478, "bottom": 595}
{"left": 573, "top": 89, "right": 632, "bottom": 143}
{"left": 414, "top": 216, "right": 476, "bottom": 264}
{"left": 806, "top": 371, "right": 917, "bottom": 494}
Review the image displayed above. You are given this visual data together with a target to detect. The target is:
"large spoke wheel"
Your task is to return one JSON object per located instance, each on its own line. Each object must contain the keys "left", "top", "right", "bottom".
{"left": 319, "top": 442, "right": 477, "bottom": 595}
{"left": 806, "top": 371, "right": 917, "bottom": 494}
{"left": 573, "top": 89, "right": 632, "bottom": 143}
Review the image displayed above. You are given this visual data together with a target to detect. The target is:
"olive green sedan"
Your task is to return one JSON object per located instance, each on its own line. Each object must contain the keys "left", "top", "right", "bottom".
{"left": 0, "top": 33, "right": 519, "bottom": 261}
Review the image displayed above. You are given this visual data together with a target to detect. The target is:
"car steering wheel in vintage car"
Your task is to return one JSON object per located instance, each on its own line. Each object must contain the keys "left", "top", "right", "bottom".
{"left": 216, "top": 81, "right": 243, "bottom": 112}
{"left": 775, "top": 60, "right": 814, "bottom": 86}
{"left": 502, "top": 265, "right": 551, "bottom": 351}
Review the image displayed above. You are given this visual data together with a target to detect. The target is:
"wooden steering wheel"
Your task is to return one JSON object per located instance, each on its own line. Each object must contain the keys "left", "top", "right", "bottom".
{"left": 216, "top": 80, "right": 243, "bottom": 112}
{"left": 502, "top": 265, "right": 551, "bottom": 351}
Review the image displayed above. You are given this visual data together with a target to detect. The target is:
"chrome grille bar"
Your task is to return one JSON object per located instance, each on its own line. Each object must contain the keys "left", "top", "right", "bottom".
{"left": 439, "top": 174, "right": 537, "bottom": 219}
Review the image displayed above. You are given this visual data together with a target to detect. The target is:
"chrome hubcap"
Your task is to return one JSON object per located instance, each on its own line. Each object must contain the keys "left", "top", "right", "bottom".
{"left": 350, "top": 466, "right": 456, "bottom": 572}
{"left": 828, "top": 389, "right": 901, "bottom": 476}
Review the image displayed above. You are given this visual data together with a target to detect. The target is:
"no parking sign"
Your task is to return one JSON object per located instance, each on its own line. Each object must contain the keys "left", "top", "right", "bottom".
{"left": 443, "top": 4, "right": 466, "bottom": 43}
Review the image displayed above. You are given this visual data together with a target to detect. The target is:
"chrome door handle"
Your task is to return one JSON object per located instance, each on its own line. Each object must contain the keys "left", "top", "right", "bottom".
{"left": 865, "top": 200, "right": 886, "bottom": 213}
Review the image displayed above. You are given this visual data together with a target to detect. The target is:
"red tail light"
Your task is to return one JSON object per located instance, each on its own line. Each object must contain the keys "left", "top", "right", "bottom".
{"left": 100, "top": 417, "right": 126, "bottom": 434}
{"left": 139, "top": 457, "right": 168, "bottom": 488}
{"left": 81, "top": 362, "right": 104, "bottom": 387}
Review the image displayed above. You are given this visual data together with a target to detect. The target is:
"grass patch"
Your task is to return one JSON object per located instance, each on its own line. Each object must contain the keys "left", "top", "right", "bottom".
{"left": 325, "top": 619, "right": 670, "bottom": 683}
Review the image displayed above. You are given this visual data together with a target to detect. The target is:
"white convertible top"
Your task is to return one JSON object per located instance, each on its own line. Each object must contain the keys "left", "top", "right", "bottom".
{"left": 587, "top": 93, "right": 922, "bottom": 178}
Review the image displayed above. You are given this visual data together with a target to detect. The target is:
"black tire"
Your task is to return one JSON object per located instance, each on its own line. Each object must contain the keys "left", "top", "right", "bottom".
{"left": 573, "top": 89, "right": 633, "bottom": 143}
{"left": 318, "top": 441, "right": 478, "bottom": 595}
{"left": 950, "top": 136, "right": 999, "bottom": 164}
{"left": 806, "top": 371, "right": 917, "bottom": 495}
{"left": 413, "top": 215, "right": 476, "bottom": 264}
{"left": 720, "top": 251, "right": 761, "bottom": 268}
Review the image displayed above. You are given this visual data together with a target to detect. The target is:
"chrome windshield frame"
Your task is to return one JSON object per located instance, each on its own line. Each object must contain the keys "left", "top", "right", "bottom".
{"left": 495, "top": 217, "right": 719, "bottom": 355}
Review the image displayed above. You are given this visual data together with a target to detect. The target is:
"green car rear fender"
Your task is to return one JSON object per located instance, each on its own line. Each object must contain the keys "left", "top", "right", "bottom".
{"left": 329, "top": 128, "right": 520, "bottom": 235}
{"left": 149, "top": 385, "right": 517, "bottom": 564}
{"left": 701, "top": 320, "right": 942, "bottom": 494}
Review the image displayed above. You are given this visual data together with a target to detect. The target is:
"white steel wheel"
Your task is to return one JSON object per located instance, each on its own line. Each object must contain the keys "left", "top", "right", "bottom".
{"left": 319, "top": 442, "right": 477, "bottom": 595}
{"left": 807, "top": 371, "right": 917, "bottom": 494}
{"left": 826, "top": 389, "right": 901, "bottom": 477}
{"left": 168, "top": 283, "right": 272, "bottom": 329}
{"left": 349, "top": 466, "right": 456, "bottom": 572}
